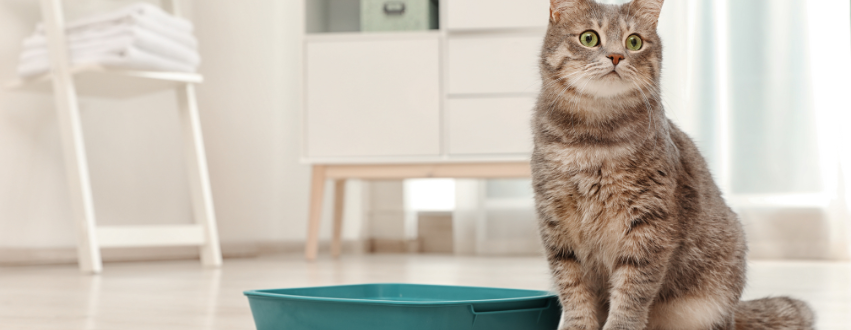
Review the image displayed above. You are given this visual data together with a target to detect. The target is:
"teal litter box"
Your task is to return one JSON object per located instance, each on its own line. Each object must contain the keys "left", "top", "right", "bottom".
{"left": 244, "top": 283, "right": 562, "bottom": 330}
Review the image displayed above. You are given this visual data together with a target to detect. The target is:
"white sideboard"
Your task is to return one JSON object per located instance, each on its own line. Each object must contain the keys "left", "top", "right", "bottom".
{"left": 299, "top": 0, "right": 550, "bottom": 259}
{"left": 300, "top": 0, "right": 549, "bottom": 164}
{"left": 306, "top": 33, "right": 442, "bottom": 158}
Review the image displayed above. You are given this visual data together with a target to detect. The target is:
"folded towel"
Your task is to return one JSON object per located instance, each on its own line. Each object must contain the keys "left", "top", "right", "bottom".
{"left": 28, "top": 13, "right": 198, "bottom": 51}
{"left": 36, "top": 2, "right": 192, "bottom": 35}
{"left": 21, "top": 24, "right": 200, "bottom": 67}
{"left": 18, "top": 46, "right": 197, "bottom": 78}
{"left": 18, "top": 2, "right": 202, "bottom": 78}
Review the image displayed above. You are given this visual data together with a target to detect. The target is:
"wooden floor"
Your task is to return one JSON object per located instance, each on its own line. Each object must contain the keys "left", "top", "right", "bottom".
{"left": 0, "top": 254, "right": 848, "bottom": 330}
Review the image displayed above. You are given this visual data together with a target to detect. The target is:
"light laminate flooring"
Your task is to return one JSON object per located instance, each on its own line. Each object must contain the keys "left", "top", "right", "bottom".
{"left": 0, "top": 254, "right": 849, "bottom": 329}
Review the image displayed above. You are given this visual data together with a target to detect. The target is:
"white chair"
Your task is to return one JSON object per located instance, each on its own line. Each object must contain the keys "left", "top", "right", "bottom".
{"left": 6, "top": 0, "right": 222, "bottom": 273}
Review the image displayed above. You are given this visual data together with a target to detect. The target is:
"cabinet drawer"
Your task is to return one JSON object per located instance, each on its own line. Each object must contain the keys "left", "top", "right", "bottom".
{"left": 448, "top": 35, "right": 543, "bottom": 95}
{"left": 446, "top": 0, "right": 550, "bottom": 31}
{"left": 306, "top": 36, "right": 441, "bottom": 158}
{"left": 447, "top": 97, "right": 535, "bottom": 155}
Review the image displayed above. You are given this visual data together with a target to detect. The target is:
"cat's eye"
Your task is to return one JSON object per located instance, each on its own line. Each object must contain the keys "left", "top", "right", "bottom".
{"left": 626, "top": 34, "right": 643, "bottom": 51}
{"left": 579, "top": 31, "right": 599, "bottom": 48}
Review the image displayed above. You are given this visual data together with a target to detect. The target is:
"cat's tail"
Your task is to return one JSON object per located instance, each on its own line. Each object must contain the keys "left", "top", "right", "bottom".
{"left": 735, "top": 297, "right": 815, "bottom": 330}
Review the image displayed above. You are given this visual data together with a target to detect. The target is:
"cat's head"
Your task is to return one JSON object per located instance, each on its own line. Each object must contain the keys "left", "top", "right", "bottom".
{"left": 542, "top": 0, "right": 664, "bottom": 100}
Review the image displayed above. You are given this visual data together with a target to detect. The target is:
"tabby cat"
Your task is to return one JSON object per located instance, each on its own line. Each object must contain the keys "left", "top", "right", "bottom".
{"left": 531, "top": 0, "right": 815, "bottom": 329}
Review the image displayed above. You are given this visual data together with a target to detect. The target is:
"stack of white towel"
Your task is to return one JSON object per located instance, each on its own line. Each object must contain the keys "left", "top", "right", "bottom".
{"left": 17, "top": 2, "right": 200, "bottom": 78}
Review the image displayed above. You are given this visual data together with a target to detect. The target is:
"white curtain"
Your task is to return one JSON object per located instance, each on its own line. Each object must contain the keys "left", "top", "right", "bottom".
{"left": 657, "top": 0, "right": 851, "bottom": 259}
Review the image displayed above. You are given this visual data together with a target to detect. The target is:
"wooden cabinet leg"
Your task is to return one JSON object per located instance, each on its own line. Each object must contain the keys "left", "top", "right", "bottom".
{"left": 305, "top": 165, "right": 327, "bottom": 260}
{"left": 331, "top": 179, "right": 346, "bottom": 258}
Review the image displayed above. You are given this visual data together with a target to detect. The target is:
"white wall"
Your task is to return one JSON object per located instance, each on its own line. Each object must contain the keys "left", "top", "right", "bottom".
{"left": 0, "top": 0, "right": 325, "bottom": 253}
{"left": 0, "top": 0, "right": 64, "bottom": 247}
{"left": 192, "top": 0, "right": 312, "bottom": 244}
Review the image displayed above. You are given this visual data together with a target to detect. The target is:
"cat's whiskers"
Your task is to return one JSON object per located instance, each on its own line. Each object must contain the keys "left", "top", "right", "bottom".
{"left": 544, "top": 71, "right": 582, "bottom": 102}
{"left": 541, "top": 70, "right": 583, "bottom": 92}
{"left": 551, "top": 67, "right": 595, "bottom": 99}
{"left": 559, "top": 68, "right": 597, "bottom": 115}
{"left": 631, "top": 72, "right": 664, "bottom": 111}
{"left": 542, "top": 61, "right": 660, "bottom": 121}
{"left": 573, "top": 73, "right": 597, "bottom": 112}
{"left": 544, "top": 70, "right": 591, "bottom": 117}
{"left": 626, "top": 69, "right": 664, "bottom": 148}
{"left": 632, "top": 81, "right": 656, "bottom": 145}
{"left": 564, "top": 73, "right": 591, "bottom": 114}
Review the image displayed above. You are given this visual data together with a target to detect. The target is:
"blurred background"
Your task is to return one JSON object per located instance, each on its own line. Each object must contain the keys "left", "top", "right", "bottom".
{"left": 0, "top": 0, "right": 849, "bottom": 265}
{"left": 2, "top": 0, "right": 850, "bottom": 329}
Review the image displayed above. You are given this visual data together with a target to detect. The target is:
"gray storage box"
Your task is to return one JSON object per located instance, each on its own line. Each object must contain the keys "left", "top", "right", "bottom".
{"left": 361, "top": 0, "right": 438, "bottom": 32}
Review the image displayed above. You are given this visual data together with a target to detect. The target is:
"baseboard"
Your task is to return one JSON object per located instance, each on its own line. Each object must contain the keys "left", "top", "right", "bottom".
{"left": 0, "top": 240, "right": 367, "bottom": 266}
{"left": 366, "top": 238, "right": 423, "bottom": 253}
{"left": 4, "top": 237, "right": 840, "bottom": 266}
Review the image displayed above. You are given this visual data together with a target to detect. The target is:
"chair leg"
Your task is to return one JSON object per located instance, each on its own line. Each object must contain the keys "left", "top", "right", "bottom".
{"left": 39, "top": 0, "right": 102, "bottom": 274}
{"left": 177, "top": 83, "right": 222, "bottom": 267}
{"left": 331, "top": 179, "right": 346, "bottom": 258}
{"left": 305, "top": 165, "right": 327, "bottom": 261}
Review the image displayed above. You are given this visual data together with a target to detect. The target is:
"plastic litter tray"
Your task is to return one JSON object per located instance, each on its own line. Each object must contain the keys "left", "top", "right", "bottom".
{"left": 244, "top": 283, "right": 561, "bottom": 330}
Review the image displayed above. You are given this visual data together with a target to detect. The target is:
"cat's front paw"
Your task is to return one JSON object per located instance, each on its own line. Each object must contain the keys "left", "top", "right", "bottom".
{"left": 601, "top": 321, "right": 640, "bottom": 330}
{"left": 559, "top": 319, "right": 599, "bottom": 330}
{"left": 559, "top": 325, "right": 598, "bottom": 330}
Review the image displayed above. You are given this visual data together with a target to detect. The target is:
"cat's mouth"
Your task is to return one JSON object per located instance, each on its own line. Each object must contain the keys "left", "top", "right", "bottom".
{"left": 603, "top": 70, "right": 621, "bottom": 79}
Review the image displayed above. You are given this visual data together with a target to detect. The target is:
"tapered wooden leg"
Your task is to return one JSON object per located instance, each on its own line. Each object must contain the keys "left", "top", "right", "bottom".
{"left": 331, "top": 179, "right": 346, "bottom": 258}
{"left": 177, "top": 83, "right": 222, "bottom": 267}
{"left": 305, "top": 165, "right": 327, "bottom": 260}
{"left": 40, "top": 0, "right": 101, "bottom": 274}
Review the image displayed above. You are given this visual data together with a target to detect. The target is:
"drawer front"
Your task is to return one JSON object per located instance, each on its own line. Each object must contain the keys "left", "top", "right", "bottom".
{"left": 447, "top": 97, "right": 535, "bottom": 155}
{"left": 361, "top": 0, "right": 439, "bottom": 32}
{"left": 448, "top": 35, "right": 544, "bottom": 95}
{"left": 446, "top": 0, "right": 550, "bottom": 30}
{"left": 306, "top": 37, "right": 441, "bottom": 158}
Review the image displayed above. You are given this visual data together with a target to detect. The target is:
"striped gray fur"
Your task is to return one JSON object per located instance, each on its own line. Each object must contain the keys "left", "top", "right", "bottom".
{"left": 532, "top": 0, "right": 815, "bottom": 329}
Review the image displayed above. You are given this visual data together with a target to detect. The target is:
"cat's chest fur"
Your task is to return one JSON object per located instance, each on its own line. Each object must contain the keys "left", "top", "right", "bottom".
{"left": 534, "top": 137, "right": 676, "bottom": 268}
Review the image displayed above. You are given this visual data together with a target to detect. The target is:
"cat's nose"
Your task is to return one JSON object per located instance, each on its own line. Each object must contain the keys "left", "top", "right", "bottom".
{"left": 607, "top": 54, "right": 625, "bottom": 65}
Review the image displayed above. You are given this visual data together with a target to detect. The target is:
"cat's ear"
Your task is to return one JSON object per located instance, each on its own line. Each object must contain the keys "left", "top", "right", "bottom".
{"left": 550, "top": 0, "right": 592, "bottom": 23}
{"left": 628, "top": 0, "right": 664, "bottom": 27}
